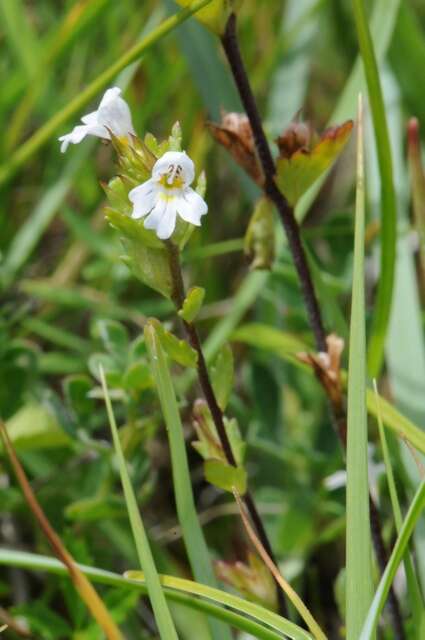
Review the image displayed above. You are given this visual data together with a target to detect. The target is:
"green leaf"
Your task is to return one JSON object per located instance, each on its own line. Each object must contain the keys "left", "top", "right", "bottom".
{"left": 121, "top": 240, "right": 173, "bottom": 299}
{"left": 210, "top": 344, "right": 234, "bottom": 411}
{"left": 1, "top": 404, "right": 71, "bottom": 452}
{"left": 224, "top": 417, "right": 246, "bottom": 466}
{"left": 145, "top": 323, "right": 233, "bottom": 640}
{"left": 93, "top": 320, "right": 129, "bottom": 362}
{"left": 63, "top": 375, "right": 93, "bottom": 418}
{"left": 204, "top": 459, "right": 247, "bottom": 495}
{"left": 168, "top": 121, "right": 183, "bottom": 151}
{"left": 122, "top": 361, "right": 153, "bottom": 392}
{"left": 178, "top": 286, "right": 206, "bottom": 322}
{"left": 88, "top": 353, "right": 122, "bottom": 387}
{"left": 192, "top": 402, "right": 245, "bottom": 465}
{"left": 99, "top": 367, "right": 179, "bottom": 640}
{"left": 360, "top": 477, "right": 425, "bottom": 640}
{"left": 175, "top": 0, "right": 243, "bottom": 35}
{"left": 105, "top": 205, "right": 163, "bottom": 250}
{"left": 345, "top": 98, "right": 374, "bottom": 640}
{"left": 276, "top": 121, "right": 353, "bottom": 206}
{"left": 152, "top": 319, "right": 198, "bottom": 368}
{"left": 105, "top": 201, "right": 174, "bottom": 298}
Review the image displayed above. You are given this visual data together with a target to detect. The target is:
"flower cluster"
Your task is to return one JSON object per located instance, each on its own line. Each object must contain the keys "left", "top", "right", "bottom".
{"left": 59, "top": 88, "right": 207, "bottom": 241}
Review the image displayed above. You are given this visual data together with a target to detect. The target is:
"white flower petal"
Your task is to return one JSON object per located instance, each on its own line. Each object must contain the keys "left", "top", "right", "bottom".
{"left": 152, "top": 151, "right": 195, "bottom": 187}
{"left": 99, "top": 87, "right": 121, "bottom": 106}
{"left": 130, "top": 181, "right": 157, "bottom": 219}
{"left": 98, "top": 95, "right": 134, "bottom": 137}
{"left": 129, "top": 179, "right": 156, "bottom": 203}
{"left": 58, "top": 87, "right": 134, "bottom": 152}
{"left": 176, "top": 188, "right": 208, "bottom": 225}
{"left": 143, "top": 197, "right": 167, "bottom": 232}
{"left": 81, "top": 110, "right": 99, "bottom": 126}
{"left": 156, "top": 200, "right": 178, "bottom": 240}
{"left": 59, "top": 124, "right": 90, "bottom": 153}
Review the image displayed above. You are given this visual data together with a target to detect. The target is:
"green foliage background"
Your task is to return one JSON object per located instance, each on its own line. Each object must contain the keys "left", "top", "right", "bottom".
{"left": 1, "top": 1, "right": 425, "bottom": 638}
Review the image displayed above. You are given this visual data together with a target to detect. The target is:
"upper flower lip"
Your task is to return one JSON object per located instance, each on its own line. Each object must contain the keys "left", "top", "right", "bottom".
{"left": 58, "top": 87, "right": 135, "bottom": 153}
{"left": 152, "top": 151, "right": 195, "bottom": 187}
{"left": 129, "top": 150, "right": 207, "bottom": 241}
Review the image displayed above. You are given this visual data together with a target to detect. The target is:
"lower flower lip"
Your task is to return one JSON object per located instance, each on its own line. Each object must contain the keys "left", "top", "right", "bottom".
{"left": 157, "top": 184, "right": 185, "bottom": 197}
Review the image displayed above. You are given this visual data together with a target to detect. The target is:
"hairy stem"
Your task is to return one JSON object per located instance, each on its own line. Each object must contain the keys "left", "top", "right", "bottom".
{"left": 221, "top": 13, "right": 326, "bottom": 353}
{"left": 166, "top": 241, "right": 289, "bottom": 618}
{"left": 220, "top": 12, "right": 405, "bottom": 637}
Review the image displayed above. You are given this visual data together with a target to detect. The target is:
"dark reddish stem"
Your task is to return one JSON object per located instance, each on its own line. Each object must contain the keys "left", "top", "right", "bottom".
{"left": 220, "top": 12, "right": 405, "bottom": 637}
{"left": 166, "top": 241, "right": 289, "bottom": 618}
{"left": 221, "top": 13, "right": 326, "bottom": 353}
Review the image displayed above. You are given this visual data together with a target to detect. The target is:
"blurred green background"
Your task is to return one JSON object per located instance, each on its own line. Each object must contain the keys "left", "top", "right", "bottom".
{"left": 1, "top": 1, "right": 425, "bottom": 638}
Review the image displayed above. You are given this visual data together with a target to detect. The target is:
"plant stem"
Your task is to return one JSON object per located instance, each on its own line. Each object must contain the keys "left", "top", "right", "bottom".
{"left": 166, "top": 241, "right": 289, "bottom": 618}
{"left": 221, "top": 13, "right": 326, "bottom": 353}
{"left": 220, "top": 13, "right": 405, "bottom": 638}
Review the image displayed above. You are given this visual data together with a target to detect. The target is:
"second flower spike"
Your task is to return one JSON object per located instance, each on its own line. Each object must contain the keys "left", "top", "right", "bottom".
{"left": 129, "top": 151, "right": 208, "bottom": 241}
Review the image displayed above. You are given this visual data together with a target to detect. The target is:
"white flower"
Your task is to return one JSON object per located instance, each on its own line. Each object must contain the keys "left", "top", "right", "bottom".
{"left": 59, "top": 87, "right": 135, "bottom": 153}
{"left": 129, "top": 151, "right": 208, "bottom": 240}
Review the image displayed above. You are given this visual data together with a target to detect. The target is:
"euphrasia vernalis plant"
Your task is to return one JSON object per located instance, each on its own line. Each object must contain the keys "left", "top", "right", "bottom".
{"left": 59, "top": 87, "right": 247, "bottom": 498}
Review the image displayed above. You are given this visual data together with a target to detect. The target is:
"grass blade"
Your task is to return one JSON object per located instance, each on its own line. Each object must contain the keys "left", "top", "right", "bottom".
{"left": 0, "top": 0, "right": 213, "bottom": 187}
{"left": 0, "top": 549, "right": 314, "bottom": 640}
{"left": 345, "top": 96, "right": 374, "bottom": 639}
{"left": 360, "top": 477, "right": 425, "bottom": 639}
{"left": 373, "top": 382, "right": 425, "bottom": 634}
{"left": 351, "top": 0, "right": 397, "bottom": 378}
{"left": 99, "top": 366, "right": 179, "bottom": 640}
{"left": 144, "top": 322, "right": 232, "bottom": 640}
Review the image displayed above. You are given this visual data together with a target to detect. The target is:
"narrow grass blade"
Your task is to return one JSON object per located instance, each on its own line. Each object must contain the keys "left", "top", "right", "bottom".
{"left": 345, "top": 96, "right": 374, "bottom": 640}
{"left": 99, "top": 366, "right": 179, "bottom": 640}
{"left": 373, "top": 382, "right": 425, "bottom": 634}
{"left": 0, "top": 549, "right": 314, "bottom": 640}
{"left": 0, "top": 420, "right": 123, "bottom": 640}
{"left": 360, "top": 477, "right": 425, "bottom": 639}
{"left": 0, "top": 0, "right": 213, "bottom": 187}
{"left": 352, "top": 0, "right": 397, "bottom": 378}
{"left": 144, "top": 322, "right": 232, "bottom": 640}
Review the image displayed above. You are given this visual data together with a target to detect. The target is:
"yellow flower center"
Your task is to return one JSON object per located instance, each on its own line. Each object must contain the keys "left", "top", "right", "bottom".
{"left": 158, "top": 163, "right": 185, "bottom": 189}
